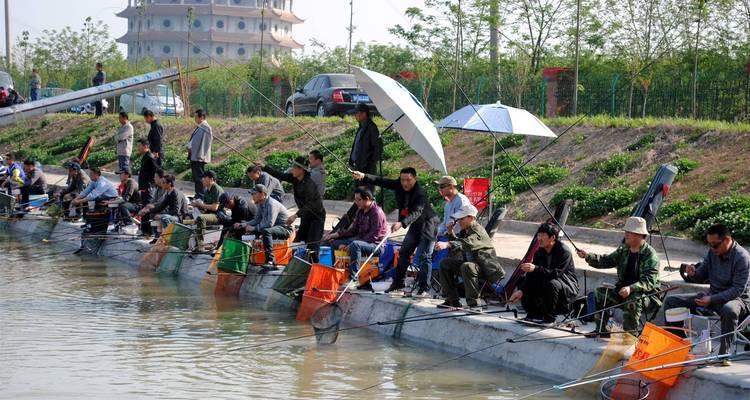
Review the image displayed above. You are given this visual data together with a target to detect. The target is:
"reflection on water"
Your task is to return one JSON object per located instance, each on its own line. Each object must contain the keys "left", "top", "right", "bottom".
{"left": 0, "top": 235, "right": 568, "bottom": 399}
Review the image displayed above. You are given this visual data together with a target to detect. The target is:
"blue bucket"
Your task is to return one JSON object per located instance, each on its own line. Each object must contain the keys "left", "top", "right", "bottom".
{"left": 28, "top": 194, "right": 49, "bottom": 208}
{"left": 319, "top": 246, "right": 334, "bottom": 267}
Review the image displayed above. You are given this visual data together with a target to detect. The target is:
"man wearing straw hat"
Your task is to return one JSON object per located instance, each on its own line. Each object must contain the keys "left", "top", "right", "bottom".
{"left": 577, "top": 216, "right": 661, "bottom": 337}
{"left": 436, "top": 205, "right": 505, "bottom": 308}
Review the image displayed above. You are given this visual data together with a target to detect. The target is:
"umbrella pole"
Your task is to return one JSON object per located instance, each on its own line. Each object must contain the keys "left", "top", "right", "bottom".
{"left": 489, "top": 140, "right": 496, "bottom": 216}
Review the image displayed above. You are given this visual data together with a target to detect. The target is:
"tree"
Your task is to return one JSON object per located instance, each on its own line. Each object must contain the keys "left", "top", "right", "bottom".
{"left": 276, "top": 53, "right": 303, "bottom": 114}
{"left": 506, "top": 0, "right": 571, "bottom": 73}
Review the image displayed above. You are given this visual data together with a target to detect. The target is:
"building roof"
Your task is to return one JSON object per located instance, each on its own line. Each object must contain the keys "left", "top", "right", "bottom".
{"left": 116, "top": 30, "right": 304, "bottom": 50}
{"left": 116, "top": 4, "right": 304, "bottom": 24}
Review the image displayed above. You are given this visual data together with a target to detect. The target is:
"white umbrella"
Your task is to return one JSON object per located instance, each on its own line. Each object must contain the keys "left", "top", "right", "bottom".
{"left": 352, "top": 66, "right": 448, "bottom": 174}
{"left": 436, "top": 102, "right": 557, "bottom": 213}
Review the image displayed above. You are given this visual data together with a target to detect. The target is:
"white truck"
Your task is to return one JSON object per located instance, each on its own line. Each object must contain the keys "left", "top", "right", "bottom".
{"left": 119, "top": 84, "right": 184, "bottom": 116}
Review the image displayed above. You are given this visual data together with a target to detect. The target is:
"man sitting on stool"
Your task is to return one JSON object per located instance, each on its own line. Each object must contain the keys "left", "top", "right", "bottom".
{"left": 322, "top": 187, "right": 388, "bottom": 287}
{"left": 218, "top": 192, "right": 256, "bottom": 248}
{"left": 664, "top": 224, "right": 750, "bottom": 362}
{"left": 576, "top": 216, "right": 661, "bottom": 337}
{"left": 508, "top": 223, "right": 579, "bottom": 323}
{"left": 238, "top": 184, "right": 292, "bottom": 266}
{"left": 71, "top": 167, "right": 118, "bottom": 210}
{"left": 191, "top": 170, "right": 224, "bottom": 252}
{"left": 437, "top": 205, "right": 505, "bottom": 308}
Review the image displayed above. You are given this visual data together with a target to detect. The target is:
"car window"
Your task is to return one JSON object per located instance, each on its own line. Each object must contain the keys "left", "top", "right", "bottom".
{"left": 302, "top": 77, "right": 319, "bottom": 93}
{"left": 314, "top": 76, "right": 330, "bottom": 91}
{"left": 329, "top": 75, "right": 356, "bottom": 88}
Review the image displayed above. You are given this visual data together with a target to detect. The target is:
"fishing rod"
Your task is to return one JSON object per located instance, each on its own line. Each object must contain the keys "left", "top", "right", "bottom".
{"left": 433, "top": 57, "right": 582, "bottom": 252}
{"left": 505, "top": 329, "right": 641, "bottom": 343}
{"left": 518, "top": 114, "right": 586, "bottom": 169}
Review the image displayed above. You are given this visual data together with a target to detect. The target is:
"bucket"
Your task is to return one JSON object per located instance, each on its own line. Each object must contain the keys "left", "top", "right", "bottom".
{"left": 356, "top": 257, "right": 380, "bottom": 286}
{"left": 319, "top": 246, "right": 334, "bottom": 267}
{"left": 272, "top": 256, "right": 312, "bottom": 296}
{"left": 167, "top": 223, "right": 192, "bottom": 251}
{"left": 251, "top": 238, "right": 294, "bottom": 266}
{"left": 28, "top": 194, "right": 49, "bottom": 208}
{"left": 215, "top": 271, "right": 246, "bottom": 296}
{"left": 0, "top": 192, "right": 15, "bottom": 215}
{"left": 334, "top": 249, "right": 350, "bottom": 270}
{"left": 665, "top": 307, "right": 690, "bottom": 323}
{"left": 302, "top": 263, "right": 348, "bottom": 303}
{"left": 599, "top": 378, "right": 649, "bottom": 400}
{"left": 297, "top": 294, "right": 329, "bottom": 321}
{"left": 217, "top": 238, "right": 251, "bottom": 274}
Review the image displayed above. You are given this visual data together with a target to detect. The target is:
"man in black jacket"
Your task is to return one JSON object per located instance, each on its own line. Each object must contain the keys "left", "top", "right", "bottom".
{"left": 349, "top": 104, "right": 382, "bottom": 178}
{"left": 138, "top": 174, "right": 183, "bottom": 230}
{"left": 353, "top": 167, "right": 439, "bottom": 295}
{"left": 143, "top": 110, "right": 165, "bottom": 166}
{"left": 136, "top": 139, "right": 159, "bottom": 204}
{"left": 217, "top": 192, "right": 256, "bottom": 247}
{"left": 92, "top": 62, "right": 105, "bottom": 117}
{"left": 264, "top": 157, "right": 326, "bottom": 263}
{"left": 509, "top": 223, "right": 579, "bottom": 323}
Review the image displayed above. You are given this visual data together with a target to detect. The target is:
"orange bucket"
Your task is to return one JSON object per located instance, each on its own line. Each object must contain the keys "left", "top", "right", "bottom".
{"left": 357, "top": 257, "right": 380, "bottom": 286}
{"left": 251, "top": 238, "right": 294, "bottom": 266}
{"left": 625, "top": 322, "right": 691, "bottom": 387}
{"left": 296, "top": 263, "right": 347, "bottom": 321}
{"left": 215, "top": 271, "right": 246, "bottom": 297}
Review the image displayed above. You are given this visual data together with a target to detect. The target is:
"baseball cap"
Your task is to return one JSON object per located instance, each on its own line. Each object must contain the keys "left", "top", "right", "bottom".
{"left": 434, "top": 176, "right": 458, "bottom": 187}
{"left": 249, "top": 184, "right": 268, "bottom": 195}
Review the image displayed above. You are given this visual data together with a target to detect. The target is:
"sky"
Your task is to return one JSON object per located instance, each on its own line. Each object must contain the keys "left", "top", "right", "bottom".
{"left": 0, "top": 0, "right": 424, "bottom": 57}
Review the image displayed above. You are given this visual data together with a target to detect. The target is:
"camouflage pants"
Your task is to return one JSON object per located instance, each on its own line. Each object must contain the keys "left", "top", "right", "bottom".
{"left": 594, "top": 287, "right": 655, "bottom": 332}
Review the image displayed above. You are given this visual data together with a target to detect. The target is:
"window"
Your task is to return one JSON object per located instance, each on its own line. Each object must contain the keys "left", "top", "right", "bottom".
{"left": 146, "top": 45, "right": 151, "bottom": 52}
{"left": 216, "top": 46, "right": 224, "bottom": 55}
{"left": 193, "top": 19, "right": 201, "bottom": 29}
{"left": 259, "top": 22, "right": 266, "bottom": 31}
{"left": 216, "top": 20, "right": 224, "bottom": 29}
{"left": 238, "top": 21, "right": 246, "bottom": 30}
{"left": 163, "top": 19, "right": 171, "bottom": 28}
{"left": 193, "top": 46, "right": 201, "bottom": 54}
{"left": 163, "top": 45, "right": 171, "bottom": 54}
{"left": 302, "top": 77, "right": 318, "bottom": 93}
{"left": 314, "top": 77, "right": 329, "bottom": 91}
{"left": 238, "top": 47, "right": 246, "bottom": 56}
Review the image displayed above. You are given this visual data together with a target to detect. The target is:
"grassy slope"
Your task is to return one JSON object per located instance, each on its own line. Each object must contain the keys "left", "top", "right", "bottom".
{"left": 2, "top": 113, "right": 749, "bottom": 234}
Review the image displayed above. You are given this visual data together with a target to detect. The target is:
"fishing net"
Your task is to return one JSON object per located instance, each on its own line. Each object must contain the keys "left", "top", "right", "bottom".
{"left": 310, "top": 302, "right": 344, "bottom": 345}
{"left": 599, "top": 378, "right": 649, "bottom": 400}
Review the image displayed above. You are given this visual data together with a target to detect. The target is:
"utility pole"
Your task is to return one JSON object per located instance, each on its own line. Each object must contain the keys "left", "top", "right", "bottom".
{"left": 135, "top": 0, "right": 145, "bottom": 115}
{"left": 692, "top": 0, "right": 705, "bottom": 119}
{"left": 489, "top": 0, "right": 500, "bottom": 101}
{"left": 186, "top": 6, "right": 194, "bottom": 115}
{"left": 572, "top": 0, "right": 581, "bottom": 116}
{"left": 451, "top": 0, "right": 462, "bottom": 112}
{"left": 4, "top": 0, "right": 10, "bottom": 70}
{"left": 258, "top": 0, "right": 267, "bottom": 115}
{"left": 347, "top": 0, "right": 353, "bottom": 73}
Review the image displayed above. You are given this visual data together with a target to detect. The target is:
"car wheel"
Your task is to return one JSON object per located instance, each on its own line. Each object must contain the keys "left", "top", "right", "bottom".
{"left": 286, "top": 103, "right": 295, "bottom": 116}
{"left": 316, "top": 103, "right": 327, "bottom": 117}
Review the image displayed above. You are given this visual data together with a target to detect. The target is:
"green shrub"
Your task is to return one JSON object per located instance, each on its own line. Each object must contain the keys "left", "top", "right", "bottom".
{"left": 254, "top": 135, "right": 275, "bottom": 148}
{"left": 16, "top": 148, "right": 58, "bottom": 166}
{"left": 497, "top": 134, "right": 525, "bottom": 149}
{"left": 212, "top": 155, "right": 249, "bottom": 187}
{"left": 673, "top": 158, "right": 699, "bottom": 180}
{"left": 161, "top": 144, "right": 191, "bottom": 174}
{"left": 659, "top": 201, "right": 692, "bottom": 219}
{"left": 626, "top": 133, "right": 656, "bottom": 151}
{"left": 265, "top": 150, "right": 302, "bottom": 170}
{"left": 535, "top": 164, "right": 569, "bottom": 184}
{"left": 575, "top": 187, "right": 637, "bottom": 219}
{"left": 587, "top": 153, "right": 639, "bottom": 177}
{"left": 86, "top": 149, "right": 116, "bottom": 168}
{"left": 672, "top": 195, "right": 750, "bottom": 231}
{"left": 551, "top": 184, "right": 596, "bottom": 207}
{"left": 692, "top": 210, "right": 750, "bottom": 245}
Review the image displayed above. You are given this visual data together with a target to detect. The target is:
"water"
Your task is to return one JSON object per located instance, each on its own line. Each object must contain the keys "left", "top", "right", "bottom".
{"left": 0, "top": 235, "right": 567, "bottom": 399}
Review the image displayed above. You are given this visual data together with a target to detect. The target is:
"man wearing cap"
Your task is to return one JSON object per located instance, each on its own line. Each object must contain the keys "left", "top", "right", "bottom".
{"left": 191, "top": 170, "right": 224, "bottom": 251}
{"left": 139, "top": 174, "right": 186, "bottom": 231}
{"left": 353, "top": 167, "right": 440, "bottom": 296}
{"left": 115, "top": 112, "right": 134, "bottom": 174}
{"left": 349, "top": 103, "right": 382, "bottom": 190}
{"left": 663, "top": 224, "right": 750, "bottom": 360}
{"left": 111, "top": 169, "right": 140, "bottom": 227}
{"left": 239, "top": 184, "right": 292, "bottom": 266}
{"left": 217, "top": 192, "right": 256, "bottom": 247}
{"left": 508, "top": 223, "right": 578, "bottom": 323}
{"left": 246, "top": 165, "right": 284, "bottom": 202}
{"left": 58, "top": 162, "right": 90, "bottom": 219}
{"left": 263, "top": 157, "right": 326, "bottom": 263}
{"left": 435, "top": 176, "right": 472, "bottom": 237}
{"left": 436, "top": 205, "right": 505, "bottom": 308}
{"left": 186, "top": 109, "right": 212, "bottom": 197}
{"left": 0, "top": 152, "right": 25, "bottom": 195}
{"left": 322, "top": 187, "right": 388, "bottom": 283}
{"left": 577, "top": 216, "right": 661, "bottom": 337}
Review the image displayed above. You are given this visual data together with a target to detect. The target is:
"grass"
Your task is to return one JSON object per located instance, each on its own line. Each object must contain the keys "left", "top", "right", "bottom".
{"left": 544, "top": 114, "right": 750, "bottom": 134}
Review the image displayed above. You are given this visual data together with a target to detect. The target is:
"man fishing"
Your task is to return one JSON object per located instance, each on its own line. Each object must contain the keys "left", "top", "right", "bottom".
{"left": 58, "top": 162, "right": 89, "bottom": 219}
{"left": 664, "top": 224, "right": 750, "bottom": 361}
{"left": 217, "top": 192, "right": 256, "bottom": 248}
{"left": 111, "top": 169, "right": 140, "bottom": 228}
{"left": 437, "top": 205, "right": 505, "bottom": 308}
{"left": 20, "top": 159, "right": 48, "bottom": 209}
{"left": 435, "top": 175, "right": 472, "bottom": 238}
{"left": 191, "top": 170, "right": 224, "bottom": 252}
{"left": 138, "top": 174, "right": 186, "bottom": 231}
{"left": 508, "top": 223, "right": 578, "bottom": 323}
{"left": 353, "top": 167, "right": 439, "bottom": 296}
{"left": 71, "top": 167, "right": 117, "bottom": 209}
{"left": 239, "top": 184, "right": 293, "bottom": 266}
{"left": 246, "top": 165, "right": 284, "bottom": 203}
{"left": 0, "top": 153, "right": 24, "bottom": 195}
{"left": 576, "top": 216, "right": 661, "bottom": 337}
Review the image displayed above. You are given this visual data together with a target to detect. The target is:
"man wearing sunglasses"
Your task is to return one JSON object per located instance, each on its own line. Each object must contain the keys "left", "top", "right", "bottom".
{"left": 663, "top": 224, "right": 750, "bottom": 361}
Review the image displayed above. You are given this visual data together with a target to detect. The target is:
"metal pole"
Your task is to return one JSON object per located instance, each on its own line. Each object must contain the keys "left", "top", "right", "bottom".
{"left": 692, "top": 0, "right": 704, "bottom": 119}
{"left": 347, "top": 0, "right": 353, "bottom": 73}
{"left": 572, "top": 0, "right": 581, "bottom": 116}
{"left": 135, "top": 1, "right": 145, "bottom": 115}
{"left": 186, "top": 6, "right": 194, "bottom": 116}
{"left": 4, "top": 0, "right": 10, "bottom": 70}
{"left": 489, "top": 140, "right": 495, "bottom": 216}
{"left": 258, "top": 0, "right": 266, "bottom": 116}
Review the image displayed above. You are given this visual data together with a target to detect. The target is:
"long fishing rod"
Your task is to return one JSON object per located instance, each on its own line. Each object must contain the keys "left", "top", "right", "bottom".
{"left": 433, "top": 57, "right": 581, "bottom": 252}
{"left": 518, "top": 114, "right": 586, "bottom": 169}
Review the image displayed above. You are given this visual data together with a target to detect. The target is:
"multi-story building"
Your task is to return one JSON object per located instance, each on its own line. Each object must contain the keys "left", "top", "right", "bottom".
{"left": 116, "top": 0, "right": 304, "bottom": 65}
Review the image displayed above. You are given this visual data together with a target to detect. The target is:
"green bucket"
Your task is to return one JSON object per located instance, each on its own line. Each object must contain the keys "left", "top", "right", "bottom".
{"left": 157, "top": 246, "right": 184, "bottom": 275}
{"left": 167, "top": 223, "right": 192, "bottom": 251}
{"left": 0, "top": 192, "right": 15, "bottom": 216}
{"left": 271, "top": 256, "right": 312, "bottom": 297}
{"left": 217, "top": 238, "right": 252, "bottom": 274}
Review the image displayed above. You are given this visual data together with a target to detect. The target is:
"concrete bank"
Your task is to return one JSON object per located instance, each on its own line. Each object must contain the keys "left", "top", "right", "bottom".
{"left": 2, "top": 216, "right": 748, "bottom": 399}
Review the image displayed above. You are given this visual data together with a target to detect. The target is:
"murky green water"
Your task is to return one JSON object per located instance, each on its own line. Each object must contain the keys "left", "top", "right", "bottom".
{"left": 0, "top": 234, "right": 569, "bottom": 399}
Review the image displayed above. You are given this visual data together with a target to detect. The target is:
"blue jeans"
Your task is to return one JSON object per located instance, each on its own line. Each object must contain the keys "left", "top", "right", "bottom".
{"left": 30, "top": 88, "right": 39, "bottom": 101}
{"left": 396, "top": 227, "right": 436, "bottom": 289}
{"left": 117, "top": 155, "right": 130, "bottom": 173}
{"left": 332, "top": 239, "right": 382, "bottom": 275}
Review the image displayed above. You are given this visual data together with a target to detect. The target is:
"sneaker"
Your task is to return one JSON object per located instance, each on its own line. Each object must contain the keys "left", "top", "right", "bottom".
{"left": 384, "top": 281, "right": 406, "bottom": 293}
{"left": 523, "top": 314, "right": 543, "bottom": 323}
{"left": 438, "top": 300, "right": 462, "bottom": 308}
{"left": 414, "top": 287, "right": 431, "bottom": 298}
{"left": 356, "top": 283, "right": 374, "bottom": 292}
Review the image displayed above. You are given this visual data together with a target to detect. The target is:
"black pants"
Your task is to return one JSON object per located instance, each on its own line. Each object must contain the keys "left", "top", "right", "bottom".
{"left": 94, "top": 101, "right": 103, "bottom": 116}
{"left": 117, "top": 202, "right": 140, "bottom": 225}
{"left": 296, "top": 211, "right": 326, "bottom": 263}
{"left": 20, "top": 186, "right": 45, "bottom": 206}
{"left": 191, "top": 161, "right": 206, "bottom": 198}
{"left": 521, "top": 278, "right": 570, "bottom": 320}
{"left": 259, "top": 226, "right": 292, "bottom": 264}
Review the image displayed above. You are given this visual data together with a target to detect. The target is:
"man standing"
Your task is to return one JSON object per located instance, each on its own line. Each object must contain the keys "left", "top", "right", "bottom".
{"left": 186, "top": 109, "right": 212, "bottom": 197}
{"left": 92, "top": 62, "right": 106, "bottom": 117}
{"left": 577, "top": 217, "right": 661, "bottom": 337}
{"left": 437, "top": 205, "right": 505, "bottom": 308}
{"left": 71, "top": 167, "right": 118, "bottom": 208}
{"left": 246, "top": 165, "right": 284, "bottom": 202}
{"left": 664, "top": 224, "right": 750, "bottom": 360}
{"left": 308, "top": 150, "right": 326, "bottom": 198}
{"left": 508, "top": 223, "right": 579, "bottom": 323}
{"left": 264, "top": 157, "right": 325, "bottom": 262}
{"left": 116, "top": 112, "right": 134, "bottom": 173}
{"left": 218, "top": 192, "right": 256, "bottom": 247}
{"left": 322, "top": 187, "right": 387, "bottom": 279}
{"left": 29, "top": 69, "right": 42, "bottom": 101}
{"left": 143, "top": 110, "right": 165, "bottom": 166}
{"left": 20, "top": 159, "right": 47, "bottom": 208}
{"left": 349, "top": 103, "right": 382, "bottom": 192}
{"left": 353, "top": 167, "right": 439, "bottom": 295}
{"left": 191, "top": 170, "right": 224, "bottom": 252}
{"left": 239, "top": 184, "right": 293, "bottom": 266}
{"left": 136, "top": 139, "right": 159, "bottom": 205}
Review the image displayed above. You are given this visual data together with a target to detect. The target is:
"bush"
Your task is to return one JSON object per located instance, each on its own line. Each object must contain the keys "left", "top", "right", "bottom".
{"left": 672, "top": 195, "right": 750, "bottom": 231}
{"left": 86, "top": 149, "right": 116, "bottom": 168}
{"left": 626, "top": 133, "right": 656, "bottom": 151}
{"left": 575, "top": 187, "right": 637, "bottom": 219}
{"left": 551, "top": 184, "right": 596, "bottom": 207}
{"left": 692, "top": 210, "right": 750, "bottom": 245}
{"left": 659, "top": 201, "right": 692, "bottom": 219}
{"left": 673, "top": 158, "right": 699, "bottom": 179}
{"left": 265, "top": 150, "right": 302, "bottom": 170}
{"left": 587, "top": 153, "right": 639, "bottom": 177}
{"left": 535, "top": 164, "right": 569, "bottom": 184}
{"left": 498, "top": 134, "right": 525, "bottom": 149}
{"left": 161, "top": 144, "right": 191, "bottom": 174}
{"left": 212, "top": 154, "right": 250, "bottom": 188}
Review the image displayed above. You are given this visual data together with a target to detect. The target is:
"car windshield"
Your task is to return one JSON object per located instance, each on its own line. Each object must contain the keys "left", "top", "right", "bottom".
{"left": 0, "top": 72, "right": 13, "bottom": 89}
{"left": 329, "top": 75, "right": 357, "bottom": 88}
{"left": 146, "top": 86, "right": 175, "bottom": 98}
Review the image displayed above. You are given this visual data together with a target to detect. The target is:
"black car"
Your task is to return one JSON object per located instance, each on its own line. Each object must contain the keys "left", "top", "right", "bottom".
{"left": 285, "top": 73, "right": 376, "bottom": 117}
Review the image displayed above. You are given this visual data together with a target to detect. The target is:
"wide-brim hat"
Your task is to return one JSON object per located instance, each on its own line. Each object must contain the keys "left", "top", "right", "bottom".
{"left": 451, "top": 204, "right": 478, "bottom": 220}
{"left": 290, "top": 156, "right": 310, "bottom": 172}
{"left": 623, "top": 216, "right": 649, "bottom": 235}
